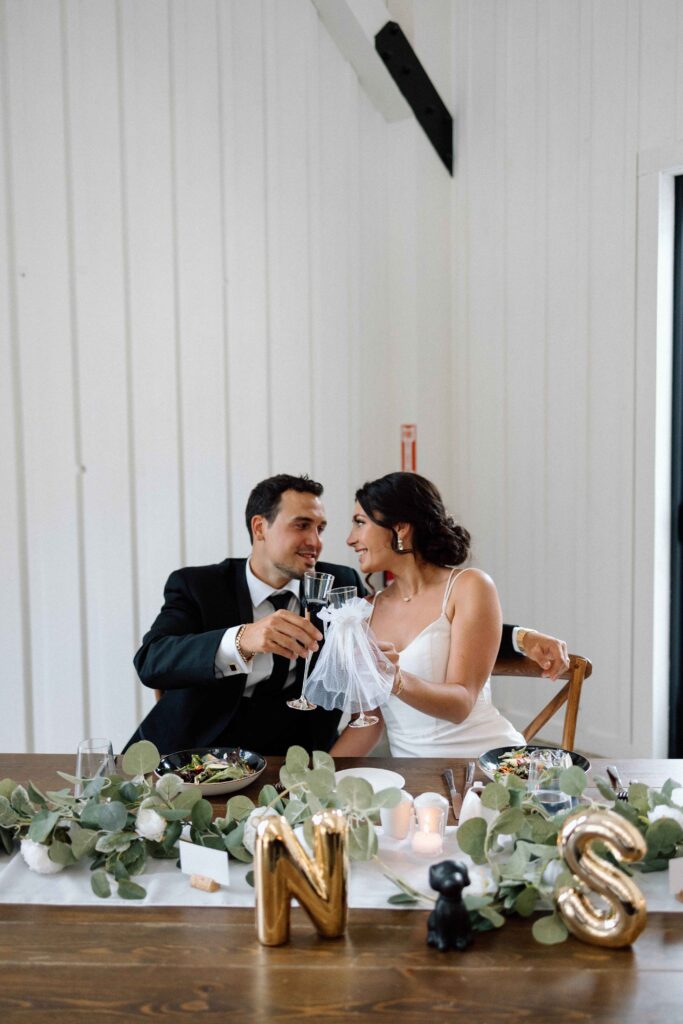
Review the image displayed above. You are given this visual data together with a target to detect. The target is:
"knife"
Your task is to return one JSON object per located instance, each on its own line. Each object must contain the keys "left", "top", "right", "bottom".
{"left": 463, "top": 760, "right": 476, "bottom": 801}
{"left": 442, "top": 768, "right": 462, "bottom": 822}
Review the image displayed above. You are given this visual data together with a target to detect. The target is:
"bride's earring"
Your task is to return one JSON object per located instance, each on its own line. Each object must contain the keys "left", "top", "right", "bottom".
{"left": 397, "top": 536, "right": 404, "bottom": 552}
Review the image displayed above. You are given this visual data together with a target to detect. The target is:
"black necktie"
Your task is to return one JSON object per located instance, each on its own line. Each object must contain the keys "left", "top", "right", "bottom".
{"left": 254, "top": 592, "right": 296, "bottom": 697}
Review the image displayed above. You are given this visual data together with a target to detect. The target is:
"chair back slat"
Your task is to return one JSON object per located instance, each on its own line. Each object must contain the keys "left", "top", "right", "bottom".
{"left": 492, "top": 653, "right": 591, "bottom": 751}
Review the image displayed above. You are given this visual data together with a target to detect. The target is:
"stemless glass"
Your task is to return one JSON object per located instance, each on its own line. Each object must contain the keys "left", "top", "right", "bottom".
{"left": 75, "top": 737, "right": 115, "bottom": 797}
{"left": 526, "top": 749, "right": 573, "bottom": 815}
{"left": 286, "top": 570, "right": 335, "bottom": 711}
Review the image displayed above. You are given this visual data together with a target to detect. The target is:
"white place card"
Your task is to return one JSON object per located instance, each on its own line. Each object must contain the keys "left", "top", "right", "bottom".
{"left": 668, "top": 856, "right": 683, "bottom": 897}
{"left": 179, "top": 840, "right": 230, "bottom": 887}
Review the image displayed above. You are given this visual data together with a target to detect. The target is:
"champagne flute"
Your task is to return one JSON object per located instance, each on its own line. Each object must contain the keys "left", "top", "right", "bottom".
{"left": 75, "top": 737, "right": 115, "bottom": 797}
{"left": 329, "top": 587, "right": 378, "bottom": 729}
{"left": 286, "top": 570, "right": 335, "bottom": 711}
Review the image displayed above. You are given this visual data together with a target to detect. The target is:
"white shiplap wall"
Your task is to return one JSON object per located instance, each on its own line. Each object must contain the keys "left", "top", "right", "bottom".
{"left": 0, "top": 0, "right": 453, "bottom": 753}
{"left": 451, "top": 0, "right": 683, "bottom": 756}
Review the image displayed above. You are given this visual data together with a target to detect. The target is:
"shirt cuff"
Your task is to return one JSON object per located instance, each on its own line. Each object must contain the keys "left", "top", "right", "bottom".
{"left": 512, "top": 626, "right": 523, "bottom": 655}
{"left": 215, "top": 626, "right": 252, "bottom": 677}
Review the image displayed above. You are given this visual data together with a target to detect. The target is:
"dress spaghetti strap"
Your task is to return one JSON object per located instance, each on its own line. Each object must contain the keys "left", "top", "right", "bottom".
{"left": 441, "top": 566, "right": 476, "bottom": 613}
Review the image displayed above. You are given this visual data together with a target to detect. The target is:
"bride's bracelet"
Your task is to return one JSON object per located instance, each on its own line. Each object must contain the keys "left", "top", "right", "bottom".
{"left": 392, "top": 668, "right": 405, "bottom": 696}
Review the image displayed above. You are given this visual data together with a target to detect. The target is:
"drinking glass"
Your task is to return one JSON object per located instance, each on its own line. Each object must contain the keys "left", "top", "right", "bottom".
{"left": 286, "top": 570, "right": 335, "bottom": 711}
{"left": 328, "top": 586, "right": 357, "bottom": 608}
{"left": 75, "top": 737, "right": 115, "bottom": 797}
{"left": 526, "top": 748, "right": 573, "bottom": 815}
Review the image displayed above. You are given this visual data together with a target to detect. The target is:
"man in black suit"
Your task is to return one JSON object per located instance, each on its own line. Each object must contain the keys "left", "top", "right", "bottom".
{"left": 127, "top": 473, "right": 568, "bottom": 755}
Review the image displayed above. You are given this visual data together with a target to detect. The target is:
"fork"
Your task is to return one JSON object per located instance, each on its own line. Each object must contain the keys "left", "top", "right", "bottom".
{"left": 606, "top": 765, "right": 628, "bottom": 801}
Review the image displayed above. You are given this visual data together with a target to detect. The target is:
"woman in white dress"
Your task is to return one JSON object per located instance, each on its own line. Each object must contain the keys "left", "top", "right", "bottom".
{"left": 331, "top": 472, "right": 525, "bottom": 758}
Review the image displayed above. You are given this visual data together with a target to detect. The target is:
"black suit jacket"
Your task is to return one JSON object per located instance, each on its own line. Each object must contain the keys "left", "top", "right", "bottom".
{"left": 126, "top": 558, "right": 363, "bottom": 754}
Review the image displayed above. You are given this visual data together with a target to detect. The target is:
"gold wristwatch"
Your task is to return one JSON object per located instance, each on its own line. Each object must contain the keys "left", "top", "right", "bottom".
{"left": 516, "top": 627, "right": 530, "bottom": 654}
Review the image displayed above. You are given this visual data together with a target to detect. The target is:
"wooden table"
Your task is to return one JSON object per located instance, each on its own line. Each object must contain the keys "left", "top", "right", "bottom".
{"left": 1, "top": 755, "right": 683, "bottom": 1023}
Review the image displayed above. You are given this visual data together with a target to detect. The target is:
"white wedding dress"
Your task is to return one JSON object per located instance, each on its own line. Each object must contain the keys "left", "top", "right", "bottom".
{"left": 376, "top": 568, "right": 525, "bottom": 758}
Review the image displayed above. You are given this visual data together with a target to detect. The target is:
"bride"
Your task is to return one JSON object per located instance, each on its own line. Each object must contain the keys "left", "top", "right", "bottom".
{"left": 331, "top": 472, "right": 533, "bottom": 758}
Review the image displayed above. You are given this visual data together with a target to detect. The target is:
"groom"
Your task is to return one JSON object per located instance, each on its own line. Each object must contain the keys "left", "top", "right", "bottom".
{"left": 125, "top": 473, "right": 568, "bottom": 755}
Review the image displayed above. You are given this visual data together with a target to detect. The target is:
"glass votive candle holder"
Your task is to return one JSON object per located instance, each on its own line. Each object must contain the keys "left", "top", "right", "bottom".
{"left": 411, "top": 805, "right": 446, "bottom": 856}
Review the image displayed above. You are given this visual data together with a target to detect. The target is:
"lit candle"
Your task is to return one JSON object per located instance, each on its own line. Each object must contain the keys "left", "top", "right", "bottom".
{"left": 411, "top": 831, "right": 443, "bottom": 856}
{"left": 417, "top": 805, "right": 444, "bottom": 834}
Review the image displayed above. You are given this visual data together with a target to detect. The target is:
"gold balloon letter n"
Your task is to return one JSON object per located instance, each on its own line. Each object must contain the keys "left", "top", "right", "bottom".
{"left": 254, "top": 809, "right": 348, "bottom": 946}
{"left": 557, "top": 808, "right": 647, "bottom": 947}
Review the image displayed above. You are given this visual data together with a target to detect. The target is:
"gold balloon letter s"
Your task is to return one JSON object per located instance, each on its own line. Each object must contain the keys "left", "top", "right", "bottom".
{"left": 254, "top": 808, "right": 348, "bottom": 946}
{"left": 557, "top": 808, "right": 647, "bottom": 947}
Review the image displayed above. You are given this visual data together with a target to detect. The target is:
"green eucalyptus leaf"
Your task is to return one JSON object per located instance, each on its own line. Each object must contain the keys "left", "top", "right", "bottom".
{"left": 627, "top": 783, "right": 650, "bottom": 814}
{"left": 478, "top": 905, "right": 505, "bottom": 928}
{"left": 226, "top": 795, "right": 254, "bottom": 822}
{"left": 81, "top": 777, "right": 109, "bottom": 800}
{"left": 95, "top": 830, "right": 133, "bottom": 854}
{"left": 227, "top": 843, "right": 253, "bottom": 864}
{"left": 0, "top": 795, "right": 19, "bottom": 828}
{"left": 162, "top": 820, "right": 182, "bottom": 850}
{"left": 91, "top": 870, "right": 111, "bottom": 898}
{"left": 155, "top": 774, "right": 184, "bottom": 803}
{"left": 388, "top": 892, "right": 419, "bottom": 905}
{"left": 558, "top": 766, "right": 586, "bottom": 797}
{"left": 348, "top": 818, "right": 377, "bottom": 861}
{"left": 306, "top": 767, "right": 335, "bottom": 798}
{"left": 27, "top": 782, "right": 48, "bottom": 807}
{"left": 532, "top": 912, "right": 568, "bottom": 945}
{"left": 646, "top": 818, "right": 683, "bottom": 856}
{"left": 457, "top": 817, "right": 487, "bottom": 864}
{"left": 154, "top": 807, "right": 192, "bottom": 822}
{"left": 48, "top": 839, "right": 76, "bottom": 866}
{"left": 258, "top": 785, "right": 284, "bottom": 811}
{"left": 111, "top": 858, "right": 130, "bottom": 881}
{"left": 463, "top": 893, "right": 494, "bottom": 911}
{"left": 224, "top": 820, "right": 246, "bottom": 850}
{"left": 78, "top": 800, "right": 104, "bottom": 830}
{"left": 593, "top": 776, "right": 617, "bottom": 802}
{"left": 285, "top": 745, "right": 310, "bottom": 772}
{"left": 284, "top": 799, "right": 307, "bottom": 825}
{"left": 305, "top": 793, "right": 323, "bottom": 815}
{"left": 122, "top": 741, "right": 160, "bottom": 778}
{"left": 245, "top": 869, "right": 255, "bottom": 888}
{"left": 117, "top": 879, "right": 146, "bottom": 900}
{"left": 173, "top": 788, "right": 204, "bottom": 811}
{"left": 0, "top": 778, "right": 19, "bottom": 801}
{"left": 69, "top": 823, "right": 98, "bottom": 860}
{"left": 312, "top": 750, "right": 335, "bottom": 772}
{"left": 372, "top": 787, "right": 402, "bottom": 809}
{"left": 27, "top": 809, "right": 61, "bottom": 843}
{"left": 499, "top": 844, "right": 530, "bottom": 880}
{"left": 191, "top": 799, "right": 213, "bottom": 831}
{"left": 10, "top": 785, "right": 32, "bottom": 816}
{"left": 611, "top": 800, "right": 641, "bottom": 827}
{"left": 337, "top": 777, "right": 373, "bottom": 811}
{"left": 662, "top": 778, "right": 683, "bottom": 800}
{"left": 490, "top": 807, "right": 526, "bottom": 838}
{"left": 117, "top": 781, "right": 143, "bottom": 804}
{"left": 96, "top": 801, "right": 128, "bottom": 833}
{"left": 514, "top": 886, "right": 539, "bottom": 917}
{"left": 506, "top": 775, "right": 527, "bottom": 791}
{"left": 480, "top": 782, "right": 510, "bottom": 811}
{"left": 279, "top": 766, "right": 306, "bottom": 791}
{"left": 527, "top": 814, "right": 558, "bottom": 843}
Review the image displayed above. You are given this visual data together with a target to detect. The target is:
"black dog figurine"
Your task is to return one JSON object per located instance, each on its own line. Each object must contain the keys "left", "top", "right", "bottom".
{"left": 427, "top": 860, "right": 473, "bottom": 952}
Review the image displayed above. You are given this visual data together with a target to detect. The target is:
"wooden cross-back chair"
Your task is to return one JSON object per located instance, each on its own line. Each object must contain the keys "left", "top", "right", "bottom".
{"left": 491, "top": 653, "right": 592, "bottom": 751}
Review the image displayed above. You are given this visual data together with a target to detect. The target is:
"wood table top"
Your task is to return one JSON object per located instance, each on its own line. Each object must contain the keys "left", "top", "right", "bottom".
{"left": 1, "top": 754, "right": 682, "bottom": 1024}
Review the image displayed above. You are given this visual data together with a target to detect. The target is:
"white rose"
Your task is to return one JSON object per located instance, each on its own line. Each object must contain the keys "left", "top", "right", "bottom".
{"left": 135, "top": 807, "right": 166, "bottom": 843}
{"left": 464, "top": 864, "right": 496, "bottom": 897}
{"left": 243, "top": 807, "right": 279, "bottom": 855}
{"left": 647, "top": 804, "right": 683, "bottom": 829}
{"left": 20, "top": 838, "right": 65, "bottom": 875}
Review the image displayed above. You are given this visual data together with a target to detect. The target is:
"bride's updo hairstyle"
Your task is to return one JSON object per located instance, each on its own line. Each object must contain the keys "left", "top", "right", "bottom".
{"left": 355, "top": 472, "right": 470, "bottom": 567}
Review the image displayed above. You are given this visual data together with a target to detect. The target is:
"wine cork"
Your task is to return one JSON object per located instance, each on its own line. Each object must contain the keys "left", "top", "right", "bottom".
{"left": 190, "top": 873, "right": 220, "bottom": 892}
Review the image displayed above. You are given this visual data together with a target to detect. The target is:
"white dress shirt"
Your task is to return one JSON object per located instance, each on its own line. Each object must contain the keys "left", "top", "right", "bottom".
{"left": 214, "top": 561, "right": 300, "bottom": 697}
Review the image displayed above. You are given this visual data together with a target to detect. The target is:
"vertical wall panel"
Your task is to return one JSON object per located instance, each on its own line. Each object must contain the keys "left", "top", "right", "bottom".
{"left": 64, "top": 0, "right": 138, "bottom": 748}
{"left": 262, "top": 0, "right": 313, "bottom": 472}
{"left": 119, "top": 0, "right": 181, "bottom": 647}
{"left": 6, "top": 0, "right": 85, "bottom": 750}
{"left": 0, "top": 0, "right": 31, "bottom": 750}
{"left": 170, "top": 0, "right": 229, "bottom": 567}
{"left": 218, "top": 0, "right": 269, "bottom": 555}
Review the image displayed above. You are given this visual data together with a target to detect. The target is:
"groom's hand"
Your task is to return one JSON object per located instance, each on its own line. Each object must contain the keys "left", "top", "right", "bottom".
{"left": 521, "top": 630, "right": 569, "bottom": 680}
{"left": 240, "top": 612, "right": 322, "bottom": 661}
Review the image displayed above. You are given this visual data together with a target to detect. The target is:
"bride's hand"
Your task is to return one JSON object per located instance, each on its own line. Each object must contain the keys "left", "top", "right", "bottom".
{"left": 376, "top": 640, "right": 399, "bottom": 669}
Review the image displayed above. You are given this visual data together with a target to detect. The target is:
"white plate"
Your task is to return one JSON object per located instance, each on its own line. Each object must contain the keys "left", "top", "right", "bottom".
{"left": 334, "top": 766, "right": 405, "bottom": 791}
